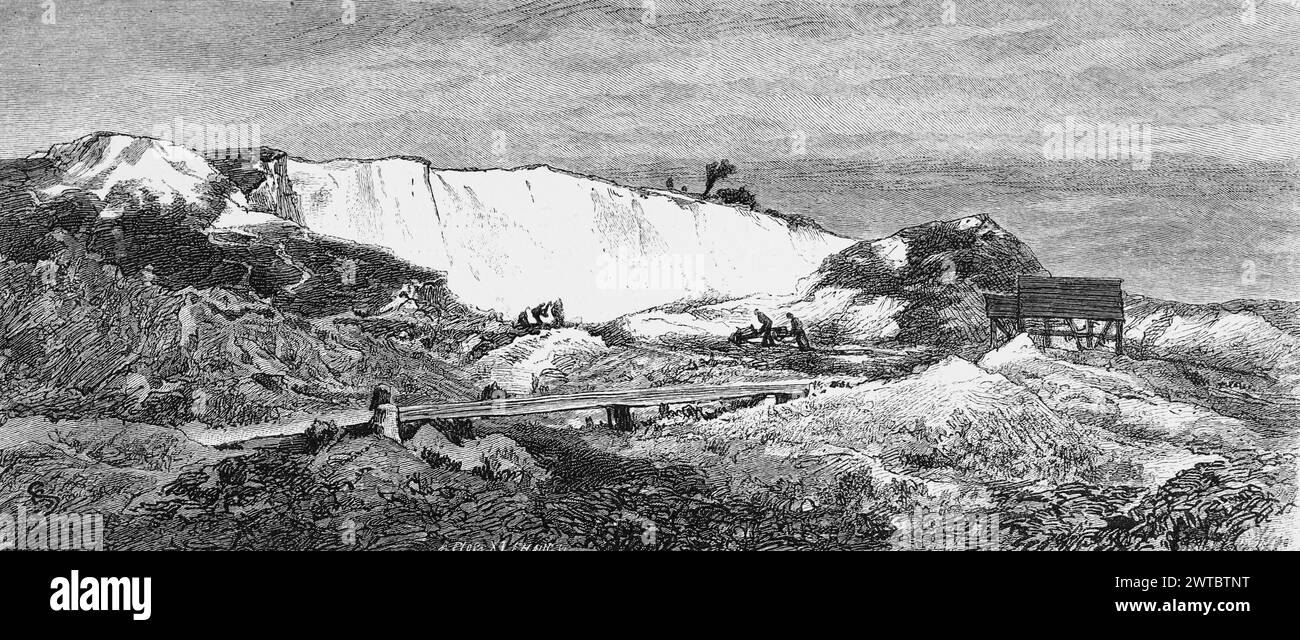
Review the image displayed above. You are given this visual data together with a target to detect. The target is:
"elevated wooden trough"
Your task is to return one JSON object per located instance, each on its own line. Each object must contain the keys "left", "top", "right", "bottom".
{"left": 985, "top": 275, "right": 1125, "bottom": 354}
{"left": 369, "top": 380, "right": 814, "bottom": 439}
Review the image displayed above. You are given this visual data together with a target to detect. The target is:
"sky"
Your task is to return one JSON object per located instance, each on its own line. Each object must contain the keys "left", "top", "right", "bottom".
{"left": 0, "top": 1, "right": 1298, "bottom": 302}
{"left": 1, "top": 0, "right": 1298, "bottom": 169}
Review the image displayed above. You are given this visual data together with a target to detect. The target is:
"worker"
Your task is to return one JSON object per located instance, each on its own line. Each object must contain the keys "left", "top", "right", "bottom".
{"left": 787, "top": 312, "right": 812, "bottom": 351}
{"left": 532, "top": 302, "right": 550, "bottom": 327}
{"left": 479, "top": 381, "right": 509, "bottom": 401}
{"left": 754, "top": 309, "right": 775, "bottom": 347}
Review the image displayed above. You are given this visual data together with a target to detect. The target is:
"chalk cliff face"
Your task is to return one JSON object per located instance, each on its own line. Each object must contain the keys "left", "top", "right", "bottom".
{"left": 241, "top": 156, "right": 854, "bottom": 322}
{"left": 244, "top": 150, "right": 304, "bottom": 224}
{"left": 29, "top": 133, "right": 246, "bottom": 214}
{"left": 26, "top": 133, "right": 854, "bottom": 322}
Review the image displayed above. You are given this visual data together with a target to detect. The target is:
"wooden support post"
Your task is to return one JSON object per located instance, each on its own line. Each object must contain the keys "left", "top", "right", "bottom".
{"left": 989, "top": 319, "right": 997, "bottom": 350}
{"left": 1116, "top": 320, "right": 1124, "bottom": 356}
{"left": 606, "top": 405, "right": 635, "bottom": 432}
{"left": 1095, "top": 320, "right": 1112, "bottom": 351}
{"left": 369, "top": 385, "right": 401, "bottom": 441}
{"left": 369, "top": 384, "right": 393, "bottom": 411}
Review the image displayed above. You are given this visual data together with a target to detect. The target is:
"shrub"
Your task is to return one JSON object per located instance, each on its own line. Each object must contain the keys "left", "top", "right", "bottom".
{"left": 420, "top": 448, "right": 463, "bottom": 472}
{"left": 714, "top": 186, "right": 758, "bottom": 209}
{"left": 472, "top": 458, "right": 519, "bottom": 483}
{"left": 303, "top": 420, "right": 341, "bottom": 454}
{"left": 831, "top": 469, "right": 874, "bottom": 513}
{"left": 431, "top": 418, "right": 475, "bottom": 446}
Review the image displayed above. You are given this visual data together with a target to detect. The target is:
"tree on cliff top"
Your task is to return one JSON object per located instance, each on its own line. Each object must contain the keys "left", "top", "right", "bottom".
{"left": 701, "top": 159, "right": 736, "bottom": 197}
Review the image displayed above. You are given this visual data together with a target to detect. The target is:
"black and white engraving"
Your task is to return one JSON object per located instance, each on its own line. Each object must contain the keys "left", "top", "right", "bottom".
{"left": 0, "top": 1, "right": 1296, "bottom": 552}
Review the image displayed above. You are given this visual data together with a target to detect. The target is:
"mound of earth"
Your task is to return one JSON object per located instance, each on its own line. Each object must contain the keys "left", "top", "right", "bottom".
{"left": 692, "top": 356, "right": 1100, "bottom": 483}
{"left": 468, "top": 328, "right": 610, "bottom": 397}
{"left": 980, "top": 334, "right": 1269, "bottom": 454}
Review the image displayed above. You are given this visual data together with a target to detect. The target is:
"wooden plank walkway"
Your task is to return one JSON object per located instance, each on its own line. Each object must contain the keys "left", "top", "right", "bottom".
{"left": 397, "top": 380, "right": 813, "bottom": 423}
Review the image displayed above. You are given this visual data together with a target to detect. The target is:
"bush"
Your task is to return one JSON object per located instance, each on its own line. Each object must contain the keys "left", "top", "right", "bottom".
{"left": 714, "top": 186, "right": 758, "bottom": 209}
{"left": 431, "top": 418, "right": 475, "bottom": 446}
{"left": 303, "top": 420, "right": 341, "bottom": 454}
{"left": 472, "top": 458, "right": 519, "bottom": 483}
{"left": 420, "top": 448, "right": 463, "bottom": 472}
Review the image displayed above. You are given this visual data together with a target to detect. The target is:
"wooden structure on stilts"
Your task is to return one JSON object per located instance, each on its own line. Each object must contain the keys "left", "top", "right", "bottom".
{"left": 986, "top": 276, "right": 1125, "bottom": 354}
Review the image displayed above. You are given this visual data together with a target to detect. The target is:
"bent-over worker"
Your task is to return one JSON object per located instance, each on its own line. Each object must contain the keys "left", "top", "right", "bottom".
{"left": 754, "top": 309, "right": 775, "bottom": 347}
{"left": 787, "top": 312, "right": 812, "bottom": 351}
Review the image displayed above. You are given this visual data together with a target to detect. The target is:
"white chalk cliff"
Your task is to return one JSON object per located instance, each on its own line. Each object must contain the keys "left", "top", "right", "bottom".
{"left": 251, "top": 156, "right": 854, "bottom": 321}
{"left": 30, "top": 133, "right": 855, "bottom": 322}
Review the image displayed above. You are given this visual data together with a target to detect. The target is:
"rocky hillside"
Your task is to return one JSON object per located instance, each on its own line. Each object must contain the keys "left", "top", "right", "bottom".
{"left": 613, "top": 214, "right": 1047, "bottom": 359}
{"left": 0, "top": 143, "right": 486, "bottom": 429}
{"left": 1124, "top": 295, "right": 1300, "bottom": 392}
